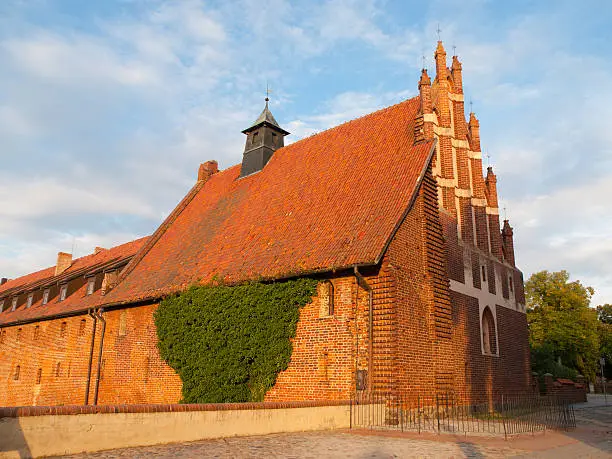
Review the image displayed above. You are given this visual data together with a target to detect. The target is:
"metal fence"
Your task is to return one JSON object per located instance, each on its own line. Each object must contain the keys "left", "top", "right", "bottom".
{"left": 350, "top": 392, "right": 576, "bottom": 438}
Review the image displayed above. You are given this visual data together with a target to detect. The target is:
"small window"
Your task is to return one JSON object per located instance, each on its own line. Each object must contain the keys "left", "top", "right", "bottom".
{"left": 42, "top": 289, "right": 50, "bottom": 305}
{"left": 481, "top": 265, "right": 487, "bottom": 283}
{"left": 318, "top": 281, "right": 334, "bottom": 317}
{"left": 79, "top": 319, "right": 87, "bottom": 336}
{"left": 55, "top": 362, "right": 61, "bottom": 377}
{"left": 0, "top": 300, "right": 4, "bottom": 313}
{"left": 60, "top": 321, "right": 67, "bottom": 338}
{"left": 34, "top": 325, "right": 40, "bottom": 340}
{"left": 59, "top": 285, "right": 68, "bottom": 302}
{"left": 26, "top": 293, "right": 34, "bottom": 308}
{"left": 11, "top": 297, "right": 18, "bottom": 311}
{"left": 86, "top": 278, "right": 96, "bottom": 296}
{"left": 14, "top": 365, "right": 20, "bottom": 381}
{"left": 118, "top": 310, "right": 127, "bottom": 336}
{"left": 36, "top": 368, "right": 42, "bottom": 384}
{"left": 508, "top": 275, "right": 514, "bottom": 293}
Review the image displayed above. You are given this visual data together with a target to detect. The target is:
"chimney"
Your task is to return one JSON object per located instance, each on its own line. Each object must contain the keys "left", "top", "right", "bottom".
{"left": 502, "top": 220, "right": 516, "bottom": 266}
{"left": 198, "top": 160, "right": 219, "bottom": 182}
{"left": 0, "top": 278, "right": 7, "bottom": 286}
{"left": 55, "top": 252, "right": 72, "bottom": 276}
{"left": 94, "top": 247, "right": 106, "bottom": 255}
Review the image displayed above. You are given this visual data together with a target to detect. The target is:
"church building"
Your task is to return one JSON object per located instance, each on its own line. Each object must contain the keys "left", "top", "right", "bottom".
{"left": 0, "top": 42, "right": 530, "bottom": 407}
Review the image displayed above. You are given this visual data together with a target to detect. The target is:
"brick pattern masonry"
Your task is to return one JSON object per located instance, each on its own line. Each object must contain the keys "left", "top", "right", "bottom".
{"left": 0, "top": 41, "right": 530, "bottom": 407}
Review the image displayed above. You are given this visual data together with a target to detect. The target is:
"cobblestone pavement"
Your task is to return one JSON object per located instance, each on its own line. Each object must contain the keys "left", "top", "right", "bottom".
{"left": 62, "top": 401, "right": 611, "bottom": 459}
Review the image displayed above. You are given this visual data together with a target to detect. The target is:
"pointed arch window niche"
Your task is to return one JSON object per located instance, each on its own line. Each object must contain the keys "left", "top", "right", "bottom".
{"left": 318, "top": 280, "right": 335, "bottom": 318}
{"left": 481, "top": 306, "right": 498, "bottom": 356}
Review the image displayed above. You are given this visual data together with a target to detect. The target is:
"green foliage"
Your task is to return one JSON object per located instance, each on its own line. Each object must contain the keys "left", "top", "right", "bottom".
{"left": 597, "top": 304, "right": 612, "bottom": 324}
{"left": 530, "top": 343, "right": 578, "bottom": 380}
{"left": 526, "top": 270, "right": 600, "bottom": 381}
{"left": 597, "top": 305, "right": 612, "bottom": 378}
{"left": 154, "top": 278, "right": 318, "bottom": 403}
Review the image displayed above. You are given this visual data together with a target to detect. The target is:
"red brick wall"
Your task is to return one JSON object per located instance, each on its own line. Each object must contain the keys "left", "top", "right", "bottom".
{"left": 0, "top": 305, "right": 182, "bottom": 407}
{"left": 265, "top": 274, "right": 369, "bottom": 401}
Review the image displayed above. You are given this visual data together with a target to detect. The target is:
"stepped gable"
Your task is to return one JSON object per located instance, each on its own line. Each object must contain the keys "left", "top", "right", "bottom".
{"left": 0, "top": 237, "right": 148, "bottom": 325}
{"left": 106, "top": 96, "right": 435, "bottom": 305}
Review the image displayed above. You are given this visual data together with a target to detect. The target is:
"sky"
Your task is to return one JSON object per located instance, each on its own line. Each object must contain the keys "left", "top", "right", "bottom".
{"left": 1, "top": 0, "right": 611, "bottom": 306}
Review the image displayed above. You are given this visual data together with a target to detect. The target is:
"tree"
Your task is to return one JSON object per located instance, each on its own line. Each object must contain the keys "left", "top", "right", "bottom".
{"left": 597, "top": 304, "right": 612, "bottom": 378}
{"left": 526, "top": 270, "right": 600, "bottom": 381}
{"left": 597, "top": 304, "right": 612, "bottom": 324}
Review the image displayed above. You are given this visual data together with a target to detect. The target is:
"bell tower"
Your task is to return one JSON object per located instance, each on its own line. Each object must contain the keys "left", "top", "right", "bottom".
{"left": 240, "top": 97, "right": 290, "bottom": 178}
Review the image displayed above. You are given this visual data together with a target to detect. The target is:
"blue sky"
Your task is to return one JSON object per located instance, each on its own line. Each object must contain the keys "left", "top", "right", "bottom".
{"left": 1, "top": 0, "right": 611, "bottom": 305}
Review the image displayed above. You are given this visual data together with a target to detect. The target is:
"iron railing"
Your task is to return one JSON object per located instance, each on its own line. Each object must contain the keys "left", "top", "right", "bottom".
{"left": 350, "top": 392, "right": 576, "bottom": 438}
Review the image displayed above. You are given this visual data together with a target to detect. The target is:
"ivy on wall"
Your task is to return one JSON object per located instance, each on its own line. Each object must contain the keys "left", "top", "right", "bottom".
{"left": 154, "top": 278, "right": 318, "bottom": 403}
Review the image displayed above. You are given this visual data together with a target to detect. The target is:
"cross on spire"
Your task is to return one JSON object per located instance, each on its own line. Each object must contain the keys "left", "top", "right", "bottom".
{"left": 469, "top": 98, "right": 473, "bottom": 113}
{"left": 436, "top": 23, "right": 442, "bottom": 41}
{"left": 452, "top": 44, "right": 457, "bottom": 56}
{"left": 503, "top": 206, "right": 508, "bottom": 221}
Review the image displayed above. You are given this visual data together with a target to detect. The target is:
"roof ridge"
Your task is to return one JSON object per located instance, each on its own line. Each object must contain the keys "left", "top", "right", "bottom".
{"left": 285, "top": 96, "right": 419, "bottom": 148}
{"left": 0, "top": 236, "right": 150, "bottom": 297}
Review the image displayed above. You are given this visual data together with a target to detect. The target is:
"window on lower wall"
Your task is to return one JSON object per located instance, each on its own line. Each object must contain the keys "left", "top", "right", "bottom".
{"left": 14, "top": 365, "right": 20, "bottom": 381}
{"left": 79, "top": 319, "right": 87, "bottom": 336}
{"left": 60, "top": 321, "right": 67, "bottom": 338}
{"left": 481, "top": 306, "right": 498, "bottom": 356}
{"left": 55, "top": 362, "right": 61, "bottom": 377}
{"left": 36, "top": 368, "right": 42, "bottom": 384}
{"left": 34, "top": 325, "right": 40, "bottom": 340}
{"left": 318, "top": 280, "right": 334, "bottom": 317}
{"left": 119, "top": 310, "right": 128, "bottom": 336}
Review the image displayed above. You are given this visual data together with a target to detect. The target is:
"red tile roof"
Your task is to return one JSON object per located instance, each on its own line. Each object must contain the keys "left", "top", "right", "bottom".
{"left": 105, "top": 97, "right": 434, "bottom": 305}
{"left": 0, "top": 237, "right": 148, "bottom": 325}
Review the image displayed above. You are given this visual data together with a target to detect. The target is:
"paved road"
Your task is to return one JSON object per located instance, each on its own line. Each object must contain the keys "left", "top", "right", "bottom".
{"left": 62, "top": 398, "right": 611, "bottom": 458}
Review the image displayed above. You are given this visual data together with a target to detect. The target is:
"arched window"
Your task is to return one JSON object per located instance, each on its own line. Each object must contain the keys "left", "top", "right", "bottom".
{"left": 318, "top": 281, "right": 334, "bottom": 317}
{"left": 481, "top": 307, "right": 497, "bottom": 355}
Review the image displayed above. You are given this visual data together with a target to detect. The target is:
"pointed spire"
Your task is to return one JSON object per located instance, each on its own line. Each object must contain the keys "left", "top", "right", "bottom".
{"left": 419, "top": 68, "right": 431, "bottom": 87}
{"left": 502, "top": 219, "right": 515, "bottom": 266}
{"left": 451, "top": 55, "right": 463, "bottom": 94}
{"left": 485, "top": 166, "right": 498, "bottom": 208}
{"left": 240, "top": 97, "right": 290, "bottom": 177}
{"left": 243, "top": 99, "right": 288, "bottom": 135}
{"left": 418, "top": 68, "right": 433, "bottom": 115}
{"left": 468, "top": 112, "right": 481, "bottom": 151}
{"left": 435, "top": 41, "right": 447, "bottom": 81}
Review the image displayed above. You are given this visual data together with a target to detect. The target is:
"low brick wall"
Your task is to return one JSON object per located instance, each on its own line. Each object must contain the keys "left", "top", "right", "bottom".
{"left": 541, "top": 375, "right": 587, "bottom": 403}
{"left": 0, "top": 401, "right": 351, "bottom": 458}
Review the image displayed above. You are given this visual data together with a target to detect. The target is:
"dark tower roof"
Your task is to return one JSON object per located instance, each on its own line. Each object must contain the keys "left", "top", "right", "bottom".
{"left": 242, "top": 99, "right": 290, "bottom": 135}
